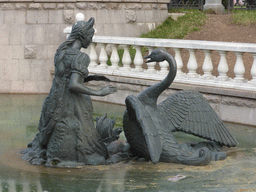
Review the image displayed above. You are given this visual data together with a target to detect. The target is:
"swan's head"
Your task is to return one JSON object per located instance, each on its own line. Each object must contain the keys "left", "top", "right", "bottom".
{"left": 144, "top": 49, "right": 167, "bottom": 63}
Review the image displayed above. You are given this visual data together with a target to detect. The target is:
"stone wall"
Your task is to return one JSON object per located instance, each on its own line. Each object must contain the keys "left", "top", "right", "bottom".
{"left": 0, "top": 0, "right": 169, "bottom": 93}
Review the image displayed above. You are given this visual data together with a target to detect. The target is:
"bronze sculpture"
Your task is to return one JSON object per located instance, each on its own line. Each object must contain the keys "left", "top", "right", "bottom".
{"left": 21, "top": 18, "right": 122, "bottom": 167}
{"left": 123, "top": 49, "right": 237, "bottom": 166}
{"left": 21, "top": 17, "right": 237, "bottom": 167}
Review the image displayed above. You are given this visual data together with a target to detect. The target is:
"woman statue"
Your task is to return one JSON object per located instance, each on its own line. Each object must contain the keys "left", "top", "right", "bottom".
{"left": 21, "top": 17, "right": 117, "bottom": 166}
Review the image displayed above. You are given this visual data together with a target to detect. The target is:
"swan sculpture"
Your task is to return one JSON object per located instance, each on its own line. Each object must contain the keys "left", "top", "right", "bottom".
{"left": 123, "top": 49, "right": 237, "bottom": 166}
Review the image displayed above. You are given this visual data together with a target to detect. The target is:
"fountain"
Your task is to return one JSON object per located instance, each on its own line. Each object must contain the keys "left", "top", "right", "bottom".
{"left": 0, "top": 15, "right": 255, "bottom": 192}
{"left": 18, "top": 15, "right": 239, "bottom": 168}
{"left": 0, "top": 95, "right": 256, "bottom": 191}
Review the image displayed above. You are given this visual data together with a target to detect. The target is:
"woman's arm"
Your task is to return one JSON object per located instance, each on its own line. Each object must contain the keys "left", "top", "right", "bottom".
{"left": 69, "top": 73, "right": 117, "bottom": 96}
{"left": 84, "top": 75, "right": 110, "bottom": 83}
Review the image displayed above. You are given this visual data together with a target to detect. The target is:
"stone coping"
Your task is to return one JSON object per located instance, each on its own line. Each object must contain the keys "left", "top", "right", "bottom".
{"left": 0, "top": 0, "right": 169, "bottom": 3}
{"left": 93, "top": 36, "right": 256, "bottom": 53}
{"left": 103, "top": 75, "right": 256, "bottom": 100}
{"left": 0, "top": 1, "right": 169, "bottom": 10}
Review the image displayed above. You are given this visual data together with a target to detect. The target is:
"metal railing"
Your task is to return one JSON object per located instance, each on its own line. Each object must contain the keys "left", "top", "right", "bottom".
{"left": 168, "top": 0, "right": 205, "bottom": 10}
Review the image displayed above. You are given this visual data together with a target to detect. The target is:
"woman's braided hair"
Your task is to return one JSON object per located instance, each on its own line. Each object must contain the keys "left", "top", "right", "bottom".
{"left": 54, "top": 17, "right": 95, "bottom": 65}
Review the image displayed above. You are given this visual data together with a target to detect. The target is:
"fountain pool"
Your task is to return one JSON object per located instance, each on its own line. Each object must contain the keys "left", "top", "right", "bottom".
{"left": 0, "top": 94, "right": 255, "bottom": 192}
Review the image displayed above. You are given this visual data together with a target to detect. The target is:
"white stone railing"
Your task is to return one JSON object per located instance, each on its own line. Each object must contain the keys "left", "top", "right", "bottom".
{"left": 87, "top": 36, "right": 256, "bottom": 92}
{"left": 64, "top": 13, "right": 256, "bottom": 93}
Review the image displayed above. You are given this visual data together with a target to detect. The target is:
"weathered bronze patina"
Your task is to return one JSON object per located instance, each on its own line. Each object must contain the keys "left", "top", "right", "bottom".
{"left": 123, "top": 49, "right": 237, "bottom": 166}
{"left": 21, "top": 18, "right": 124, "bottom": 167}
{"left": 22, "top": 18, "right": 237, "bottom": 167}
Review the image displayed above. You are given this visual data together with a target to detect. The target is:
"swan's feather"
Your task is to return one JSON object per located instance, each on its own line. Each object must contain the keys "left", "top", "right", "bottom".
{"left": 158, "top": 90, "right": 237, "bottom": 147}
{"left": 124, "top": 95, "right": 162, "bottom": 163}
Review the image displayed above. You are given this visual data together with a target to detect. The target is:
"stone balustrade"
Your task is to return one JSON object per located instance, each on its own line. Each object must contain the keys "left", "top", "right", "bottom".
{"left": 86, "top": 36, "right": 256, "bottom": 93}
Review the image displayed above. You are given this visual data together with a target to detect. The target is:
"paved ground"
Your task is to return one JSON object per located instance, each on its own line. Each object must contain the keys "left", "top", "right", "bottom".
{"left": 185, "top": 14, "right": 256, "bottom": 44}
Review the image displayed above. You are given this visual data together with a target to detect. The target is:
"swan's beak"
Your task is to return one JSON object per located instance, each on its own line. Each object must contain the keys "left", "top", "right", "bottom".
{"left": 144, "top": 54, "right": 153, "bottom": 63}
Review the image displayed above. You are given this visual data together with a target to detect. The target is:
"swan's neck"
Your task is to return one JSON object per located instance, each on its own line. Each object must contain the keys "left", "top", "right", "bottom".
{"left": 138, "top": 52, "right": 177, "bottom": 107}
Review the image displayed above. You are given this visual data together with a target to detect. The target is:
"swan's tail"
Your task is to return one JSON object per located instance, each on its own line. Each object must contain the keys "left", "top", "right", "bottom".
{"left": 176, "top": 147, "right": 212, "bottom": 166}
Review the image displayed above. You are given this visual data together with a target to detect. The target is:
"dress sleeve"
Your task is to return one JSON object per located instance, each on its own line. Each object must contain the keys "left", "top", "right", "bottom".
{"left": 71, "top": 52, "right": 90, "bottom": 77}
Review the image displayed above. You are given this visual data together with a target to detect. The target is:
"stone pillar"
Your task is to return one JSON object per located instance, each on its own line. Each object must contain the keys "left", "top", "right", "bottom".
{"left": 203, "top": 0, "right": 225, "bottom": 14}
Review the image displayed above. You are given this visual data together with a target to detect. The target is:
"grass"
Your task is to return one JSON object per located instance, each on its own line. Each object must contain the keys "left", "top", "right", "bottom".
{"left": 140, "top": 9, "right": 207, "bottom": 39}
{"left": 231, "top": 10, "right": 256, "bottom": 26}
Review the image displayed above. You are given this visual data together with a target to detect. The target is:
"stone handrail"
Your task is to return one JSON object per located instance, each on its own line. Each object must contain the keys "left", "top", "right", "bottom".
{"left": 87, "top": 36, "right": 256, "bottom": 92}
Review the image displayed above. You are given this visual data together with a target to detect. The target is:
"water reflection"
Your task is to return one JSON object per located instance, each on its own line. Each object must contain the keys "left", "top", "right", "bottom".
{"left": 0, "top": 94, "right": 256, "bottom": 192}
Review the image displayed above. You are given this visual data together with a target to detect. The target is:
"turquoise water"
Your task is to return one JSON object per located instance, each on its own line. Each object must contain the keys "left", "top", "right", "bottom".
{"left": 0, "top": 94, "right": 255, "bottom": 192}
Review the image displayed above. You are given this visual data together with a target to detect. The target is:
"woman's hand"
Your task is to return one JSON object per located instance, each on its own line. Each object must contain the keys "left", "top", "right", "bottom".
{"left": 69, "top": 73, "right": 117, "bottom": 96}
{"left": 99, "top": 85, "right": 117, "bottom": 96}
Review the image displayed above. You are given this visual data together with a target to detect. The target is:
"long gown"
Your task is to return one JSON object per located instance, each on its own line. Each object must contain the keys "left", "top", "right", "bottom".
{"left": 23, "top": 48, "right": 107, "bottom": 166}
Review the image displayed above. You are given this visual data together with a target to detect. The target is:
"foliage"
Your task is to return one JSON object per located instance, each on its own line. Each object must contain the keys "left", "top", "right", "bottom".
{"left": 231, "top": 10, "right": 256, "bottom": 26}
{"left": 140, "top": 9, "right": 207, "bottom": 39}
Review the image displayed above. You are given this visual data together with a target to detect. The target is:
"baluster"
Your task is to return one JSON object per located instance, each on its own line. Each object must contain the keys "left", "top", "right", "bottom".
{"left": 217, "top": 51, "right": 229, "bottom": 80}
{"left": 187, "top": 49, "right": 198, "bottom": 77}
{"left": 121, "top": 45, "right": 132, "bottom": 71}
{"left": 146, "top": 47, "right": 156, "bottom": 74}
{"left": 202, "top": 50, "right": 213, "bottom": 78}
{"left": 173, "top": 48, "right": 183, "bottom": 75}
{"left": 110, "top": 44, "right": 119, "bottom": 70}
{"left": 133, "top": 46, "right": 143, "bottom": 72}
{"left": 233, "top": 52, "right": 245, "bottom": 81}
{"left": 250, "top": 53, "right": 256, "bottom": 83}
{"left": 89, "top": 43, "right": 98, "bottom": 68}
{"left": 157, "top": 48, "right": 169, "bottom": 75}
{"left": 22, "top": 182, "right": 30, "bottom": 192}
{"left": 98, "top": 43, "right": 108, "bottom": 69}
{"left": 36, "top": 180, "right": 43, "bottom": 192}
{"left": 159, "top": 60, "right": 169, "bottom": 75}
{"left": 8, "top": 180, "right": 16, "bottom": 192}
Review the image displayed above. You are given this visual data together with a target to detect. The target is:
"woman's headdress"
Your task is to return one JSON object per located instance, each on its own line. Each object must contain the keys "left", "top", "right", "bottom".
{"left": 69, "top": 17, "right": 95, "bottom": 40}
{"left": 54, "top": 17, "right": 95, "bottom": 65}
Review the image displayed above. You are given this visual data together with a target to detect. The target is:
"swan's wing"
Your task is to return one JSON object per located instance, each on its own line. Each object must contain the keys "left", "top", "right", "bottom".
{"left": 158, "top": 90, "right": 237, "bottom": 147}
{"left": 124, "top": 95, "right": 162, "bottom": 164}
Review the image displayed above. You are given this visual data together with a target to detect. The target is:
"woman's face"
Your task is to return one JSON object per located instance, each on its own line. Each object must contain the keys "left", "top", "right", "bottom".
{"left": 81, "top": 33, "right": 94, "bottom": 49}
